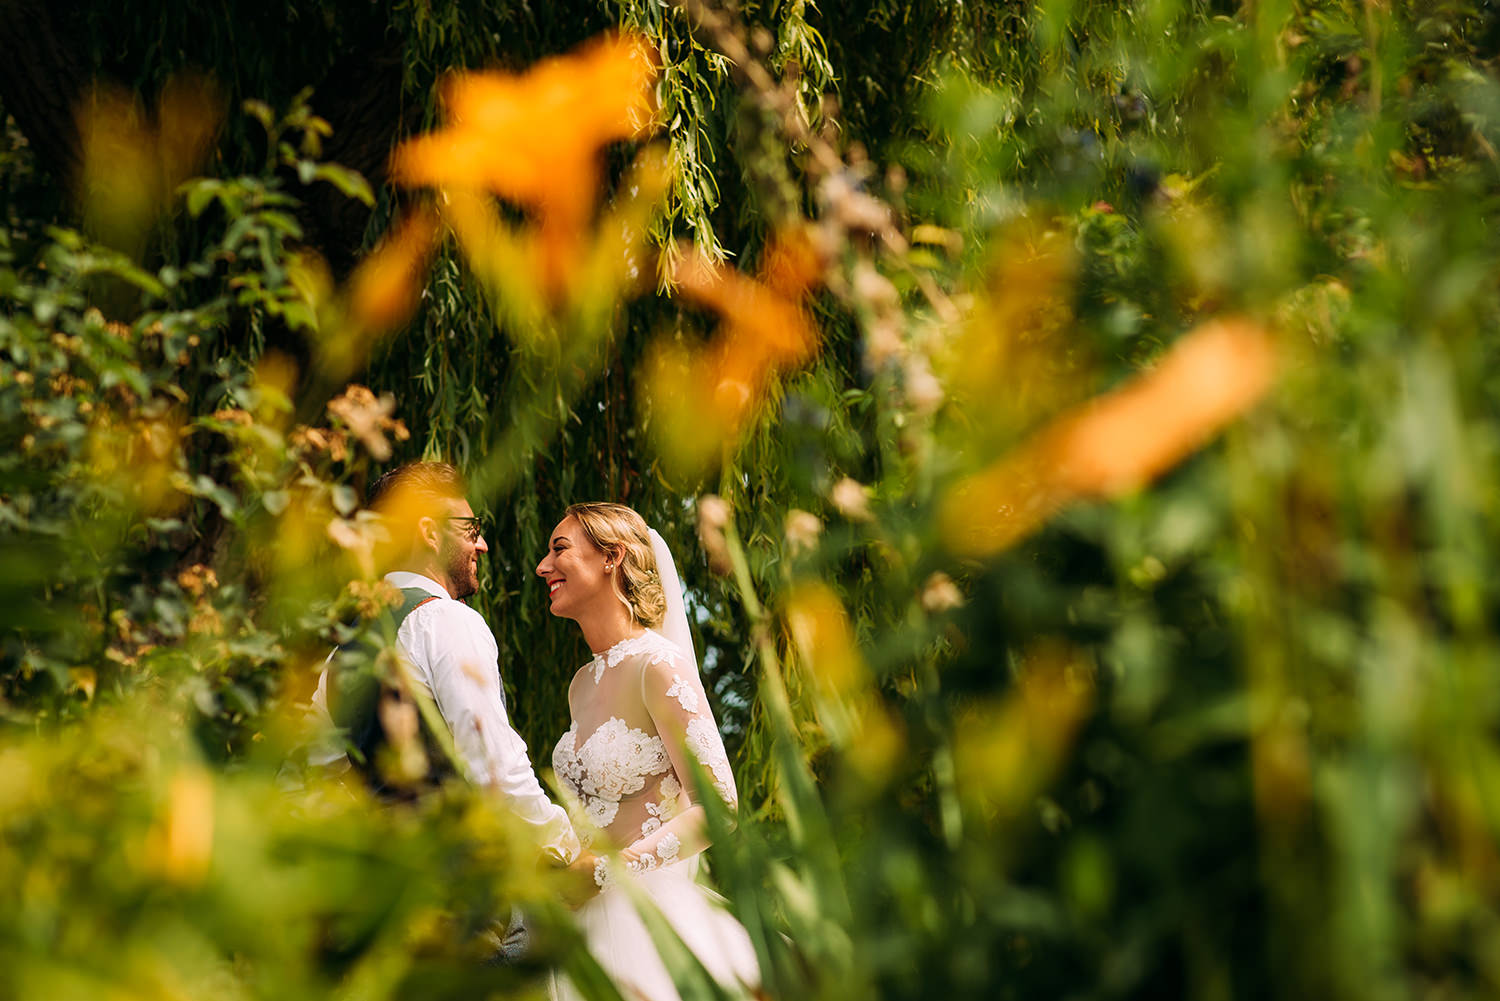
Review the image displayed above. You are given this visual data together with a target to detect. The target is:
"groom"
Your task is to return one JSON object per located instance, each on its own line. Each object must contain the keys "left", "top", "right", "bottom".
{"left": 325, "top": 460, "right": 579, "bottom": 866}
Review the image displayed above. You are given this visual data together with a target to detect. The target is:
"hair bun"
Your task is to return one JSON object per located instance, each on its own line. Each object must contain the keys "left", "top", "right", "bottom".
{"left": 565, "top": 501, "right": 667, "bottom": 628}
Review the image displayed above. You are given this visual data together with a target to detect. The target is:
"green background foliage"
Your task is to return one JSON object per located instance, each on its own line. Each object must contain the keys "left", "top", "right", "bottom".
{"left": 5, "top": 1, "right": 1500, "bottom": 1000}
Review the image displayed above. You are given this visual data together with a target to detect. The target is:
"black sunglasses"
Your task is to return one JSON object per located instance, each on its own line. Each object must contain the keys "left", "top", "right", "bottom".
{"left": 447, "top": 516, "right": 484, "bottom": 542}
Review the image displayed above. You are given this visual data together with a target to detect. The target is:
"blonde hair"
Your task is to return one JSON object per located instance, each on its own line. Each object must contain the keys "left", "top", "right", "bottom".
{"left": 565, "top": 502, "right": 666, "bottom": 628}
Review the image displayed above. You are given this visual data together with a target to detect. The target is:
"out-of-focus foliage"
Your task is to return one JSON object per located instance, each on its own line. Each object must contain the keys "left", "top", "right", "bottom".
{"left": 705, "top": 4, "right": 1500, "bottom": 1001}
{"left": 0, "top": 695, "right": 589, "bottom": 1001}
{"left": 0, "top": 93, "right": 364, "bottom": 733}
{"left": 6, "top": 1, "right": 1500, "bottom": 1000}
{"left": 0, "top": 86, "right": 609, "bottom": 998}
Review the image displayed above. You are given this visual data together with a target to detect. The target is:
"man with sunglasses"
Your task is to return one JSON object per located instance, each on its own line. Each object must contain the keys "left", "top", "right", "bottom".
{"left": 320, "top": 460, "right": 579, "bottom": 869}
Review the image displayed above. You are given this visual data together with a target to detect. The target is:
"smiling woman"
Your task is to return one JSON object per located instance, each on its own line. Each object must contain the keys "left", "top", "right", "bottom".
{"left": 537, "top": 503, "right": 663, "bottom": 646}
{"left": 535, "top": 501, "right": 758, "bottom": 1001}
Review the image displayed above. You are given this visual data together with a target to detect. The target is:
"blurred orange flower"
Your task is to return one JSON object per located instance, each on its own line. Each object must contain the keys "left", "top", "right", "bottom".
{"left": 149, "top": 769, "right": 215, "bottom": 885}
{"left": 294, "top": 207, "right": 439, "bottom": 384}
{"left": 786, "top": 581, "right": 866, "bottom": 704}
{"left": 646, "top": 226, "right": 823, "bottom": 476}
{"left": 391, "top": 32, "right": 657, "bottom": 299}
{"left": 941, "top": 316, "right": 1277, "bottom": 557}
{"left": 347, "top": 207, "right": 441, "bottom": 335}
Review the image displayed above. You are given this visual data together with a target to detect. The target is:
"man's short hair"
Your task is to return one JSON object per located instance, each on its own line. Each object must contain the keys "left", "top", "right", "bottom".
{"left": 368, "top": 460, "right": 467, "bottom": 513}
{"left": 368, "top": 461, "right": 468, "bottom": 563}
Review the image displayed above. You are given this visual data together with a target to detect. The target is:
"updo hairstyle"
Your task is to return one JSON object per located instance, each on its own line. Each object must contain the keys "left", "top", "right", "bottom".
{"left": 565, "top": 502, "right": 666, "bottom": 628}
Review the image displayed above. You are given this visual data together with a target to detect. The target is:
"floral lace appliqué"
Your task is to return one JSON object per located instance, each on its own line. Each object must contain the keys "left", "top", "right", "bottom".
{"left": 640, "top": 773, "right": 686, "bottom": 838}
{"left": 685, "top": 716, "right": 738, "bottom": 807}
{"left": 551, "top": 717, "right": 671, "bottom": 838}
{"left": 586, "top": 630, "right": 684, "bottom": 683}
{"left": 664, "top": 675, "right": 699, "bottom": 713}
{"left": 626, "top": 834, "right": 681, "bottom": 875}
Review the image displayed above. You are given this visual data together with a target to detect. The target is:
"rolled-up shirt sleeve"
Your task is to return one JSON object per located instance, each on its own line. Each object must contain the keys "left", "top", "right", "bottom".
{"left": 400, "top": 602, "right": 579, "bottom": 863}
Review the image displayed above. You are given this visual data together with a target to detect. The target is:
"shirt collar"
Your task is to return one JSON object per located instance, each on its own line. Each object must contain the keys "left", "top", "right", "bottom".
{"left": 383, "top": 571, "right": 452, "bottom": 600}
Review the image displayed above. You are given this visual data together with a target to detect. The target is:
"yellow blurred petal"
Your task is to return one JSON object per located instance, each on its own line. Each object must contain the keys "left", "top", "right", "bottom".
{"left": 155, "top": 73, "right": 223, "bottom": 190}
{"left": 953, "top": 639, "right": 1093, "bottom": 821}
{"left": 643, "top": 233, "right": 825, "bottom": 476}
{"left": 253, "top": 351, "right": 299, "bottom": 426}
{"left": 390, "top": 32, "right": 658, "bottom": 308}
{"left": 786, "top": 581, "right": 871, "bottom": 748}
{"left": 942, "top": 225, "right": 1079, "bottom": 436}
{"left": 674, "top": 251, "right": 818, "bottom": 368}
{"left": 76, "top": 86, "right": 158, "bottom": 252}
{"left": 392, "top": 33, "right": 655, "bottom": 208}
{"left": 640, "top": 340, "right": 732, "bottom": 479}
{"left": 846, "top": 703, "right": 907, "bottom": 785}
{"left": 75, "top": 74, "right": 223, "bottom": 255}
{"left": 440, "top": 33, "right": 655, "bottom": 150}
{"left": 570, "top": 145, "right": 672, "bottom": 303}
{"left": 439, "top": 188, "right": 549, "bottom": 326}
{"left": 287, "top": 251, "right": 334, "bottom": 323}
{"left": 160, "top": 769, "right": 214, "bottom": 885}
{"left": 786, "top": 582, "right": 865, "bottom": 700}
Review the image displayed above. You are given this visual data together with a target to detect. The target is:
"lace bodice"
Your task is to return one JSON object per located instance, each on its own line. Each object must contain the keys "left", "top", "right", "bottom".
{"left": 551, "top": 629, "right": 736, "bottom": 872}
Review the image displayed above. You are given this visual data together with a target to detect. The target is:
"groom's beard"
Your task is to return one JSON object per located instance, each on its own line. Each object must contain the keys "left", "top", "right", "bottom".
{"left": 444, "top": 543, "right": 480, "bottom": 600}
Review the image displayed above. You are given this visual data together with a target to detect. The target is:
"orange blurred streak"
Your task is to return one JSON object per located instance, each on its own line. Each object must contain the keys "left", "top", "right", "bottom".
{"left": 784, "top": 581, "right": 905, "bottom": 779}
{"left": 941, "top": 316, "right": 1277, "bottom": 557}
{"left": 347, "top": 206, "right": 441, "bottom": 334}
{"left": 391, "top": 33, "right": 656, "bottom": 299}
{"left": 394, "top": 35, "right": 655, "bottom": 197}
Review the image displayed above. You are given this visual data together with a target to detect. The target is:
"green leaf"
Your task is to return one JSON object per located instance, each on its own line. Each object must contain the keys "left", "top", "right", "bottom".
{"left": 312, "top": 164, "right": 376, "bottom": 206}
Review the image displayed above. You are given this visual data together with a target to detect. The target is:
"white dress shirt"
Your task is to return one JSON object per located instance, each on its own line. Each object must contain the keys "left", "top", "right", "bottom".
{"left": 319, "top": 571, "right": 579, "bottom": 864}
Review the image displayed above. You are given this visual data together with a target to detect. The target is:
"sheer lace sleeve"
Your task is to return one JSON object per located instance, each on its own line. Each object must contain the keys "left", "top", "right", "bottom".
{"left": 619, "top": 649, "right": 737, "bottom": 873}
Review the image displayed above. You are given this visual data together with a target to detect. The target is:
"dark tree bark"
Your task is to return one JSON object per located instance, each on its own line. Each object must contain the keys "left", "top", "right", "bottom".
{"left": 0, "top": 0, "right": 88, "bottom": 192}
{"left": 295, "top": 40, "right": 420, "bottom": 280}
{"left": 0, "top": 3, "right": 416, "bottom": 281}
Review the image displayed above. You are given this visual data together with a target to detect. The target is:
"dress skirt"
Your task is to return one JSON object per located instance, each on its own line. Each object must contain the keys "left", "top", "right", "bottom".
{"left": 550, "top": 860, "right": 760, "bottom": 1001}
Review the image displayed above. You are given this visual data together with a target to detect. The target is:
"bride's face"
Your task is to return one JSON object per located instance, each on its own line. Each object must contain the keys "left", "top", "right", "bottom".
{"left": 535, "top": 515, "right": 611, "bottom": 619}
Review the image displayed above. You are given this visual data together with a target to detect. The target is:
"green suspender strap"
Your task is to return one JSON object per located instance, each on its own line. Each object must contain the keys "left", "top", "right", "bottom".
{"left": 326, "top": 587, "right": 465, "bottom": 798}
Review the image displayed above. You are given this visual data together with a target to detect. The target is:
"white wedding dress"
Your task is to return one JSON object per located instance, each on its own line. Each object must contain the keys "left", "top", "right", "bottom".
{"left": 548, "top": 628, "right": 760, "bottom": 1001}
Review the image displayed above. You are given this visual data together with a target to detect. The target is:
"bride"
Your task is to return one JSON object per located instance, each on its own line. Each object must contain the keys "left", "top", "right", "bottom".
{"left": 534, "top": 502, "right": 760, "bottom": 1001}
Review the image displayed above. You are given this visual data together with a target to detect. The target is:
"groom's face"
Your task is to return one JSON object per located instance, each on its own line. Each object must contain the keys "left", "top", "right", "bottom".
{"left": 437, "top": 497, "right": 487, "bottom": 600}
